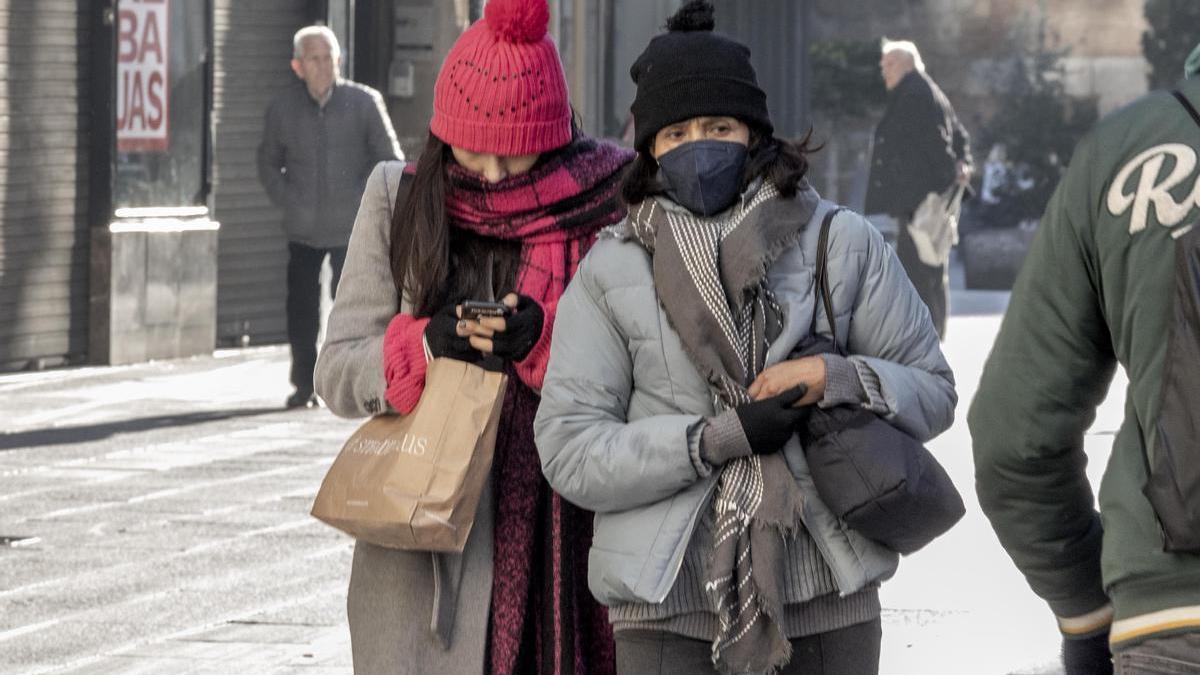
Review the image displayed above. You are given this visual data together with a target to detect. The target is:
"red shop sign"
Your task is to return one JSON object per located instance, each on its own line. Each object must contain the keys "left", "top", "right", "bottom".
{"left": 116, "top": 0, "right": 169, "bottom": 152}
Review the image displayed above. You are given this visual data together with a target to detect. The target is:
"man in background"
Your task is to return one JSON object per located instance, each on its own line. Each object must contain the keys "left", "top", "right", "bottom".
{"left": 865, "top": 39, "right": 971, "bottom": 339}
{"left": 258, "top": 25, "right": 401, "bottom": 408}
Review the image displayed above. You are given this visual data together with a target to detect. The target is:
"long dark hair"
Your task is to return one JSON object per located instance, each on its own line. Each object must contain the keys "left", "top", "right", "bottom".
{"left": 389, "top": 134, "right": 452, "bottom": 317}
{"left": 620, "top": 125, "right": 818, "bottom": 206}
{"left": 388, "top": 134, "right": 531, "bottom": 317}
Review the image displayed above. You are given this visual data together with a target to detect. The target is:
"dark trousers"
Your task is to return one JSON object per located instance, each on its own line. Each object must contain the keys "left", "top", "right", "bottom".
{"left": 614, "top": 618, "right": 882, "bottom": 675}
{"left": 1115, "top": 632, "right": 1200, "bottom": 674}
{"left": 896, "top": 222, "right": 949, "bottom": 340}
{"left": 286, "top": 242, "right": 347, "bottom": 393}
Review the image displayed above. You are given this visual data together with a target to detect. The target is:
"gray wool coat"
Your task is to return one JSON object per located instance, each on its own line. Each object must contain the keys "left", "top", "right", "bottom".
{"left": 534, "top": 196, "right": 957, "bottom": 608}
{"left": 257, "top": 80, "right": 402, "bottom": 249}
{"left": 314, "top": 161, "right": 492, "bottom": 673}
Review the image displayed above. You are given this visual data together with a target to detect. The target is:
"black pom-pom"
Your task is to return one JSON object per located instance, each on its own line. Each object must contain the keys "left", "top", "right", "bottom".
{"left": 666, "top": 0, "right": 715, "bottom": 32}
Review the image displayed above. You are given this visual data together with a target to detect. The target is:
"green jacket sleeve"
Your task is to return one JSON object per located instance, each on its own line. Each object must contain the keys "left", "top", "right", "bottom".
{"left": 968, "top": 132, "right": 1117, "bottom": 621}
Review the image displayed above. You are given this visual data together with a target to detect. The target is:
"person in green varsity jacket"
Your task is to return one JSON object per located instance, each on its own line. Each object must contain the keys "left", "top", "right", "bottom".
{"left": 970, "top": 55, "right": 1200, "bottom": 674}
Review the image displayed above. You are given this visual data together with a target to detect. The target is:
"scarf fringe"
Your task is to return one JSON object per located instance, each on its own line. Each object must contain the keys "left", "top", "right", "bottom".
{"left": 749, "top": 488, "right": 805, "bottom": 539}
{"left": 708, "top": 574, "right": 795, "bottom": 675}
{"left": 705, "top": 455, "right": 807, "bottom": 675}
{"left": 702, "top": 551, "right": 796, "bottom": 675}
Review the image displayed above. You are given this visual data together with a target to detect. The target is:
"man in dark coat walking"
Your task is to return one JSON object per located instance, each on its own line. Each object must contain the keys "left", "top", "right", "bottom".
{"left": 865, "top": 40, "right": 972, "bottom": 340}
{"left": 258, "top": 25, "right": 402, "bottom": 408}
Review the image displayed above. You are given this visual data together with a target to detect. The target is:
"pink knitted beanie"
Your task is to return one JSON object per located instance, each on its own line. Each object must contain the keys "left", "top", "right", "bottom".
{"left": 430, "top": 0, "right": 571, "bottom": 156}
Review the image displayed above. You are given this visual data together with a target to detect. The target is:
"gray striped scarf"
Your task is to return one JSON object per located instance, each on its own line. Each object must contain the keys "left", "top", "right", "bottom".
{"left": 628, "top": 181, "right": 820, "bottom": 674}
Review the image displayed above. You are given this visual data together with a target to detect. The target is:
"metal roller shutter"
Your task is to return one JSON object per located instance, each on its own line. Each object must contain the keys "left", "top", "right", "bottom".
{"left": 712, "top": 0, "right": 810, "bottom": 139}
{"left": 0, "top": 1, "right": 91, "bottom": 371}
{"left": 211, "top": 0, "right": 317, "bottom": 347}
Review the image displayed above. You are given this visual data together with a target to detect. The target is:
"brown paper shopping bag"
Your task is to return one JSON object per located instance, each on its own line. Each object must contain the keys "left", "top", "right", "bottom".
{"left": 311, "top": 358, "right": 507, "bottom": 552}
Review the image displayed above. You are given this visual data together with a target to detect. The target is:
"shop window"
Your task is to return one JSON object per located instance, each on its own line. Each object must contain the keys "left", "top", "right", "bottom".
{"left": 113, "top": 0, "right": 209, "bottom": 210}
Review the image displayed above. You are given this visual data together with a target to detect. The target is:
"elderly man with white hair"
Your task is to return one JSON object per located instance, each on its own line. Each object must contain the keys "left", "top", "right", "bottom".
{"left": 865, "top": 39, "right": 972, "bottom": 340}
{"left": 258, "top": 25, "right": 402, "bottom": 409}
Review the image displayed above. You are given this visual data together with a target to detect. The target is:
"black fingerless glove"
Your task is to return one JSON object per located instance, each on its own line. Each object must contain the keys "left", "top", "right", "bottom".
{"left": 1062, "top": 631, "right": 1112, "bottom": 675}
{"left": 424, "top": 304, "right": 481, "bottom": 362}
{"left": 491, "top": 295, "right": 544, "bottom": 362}
{"left": 734, "top": 386, "right": 808, "bottom": 455}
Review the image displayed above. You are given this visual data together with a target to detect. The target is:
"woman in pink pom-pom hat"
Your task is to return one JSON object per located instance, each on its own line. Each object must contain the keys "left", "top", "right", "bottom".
{"left": 313, "top": 0, "right": 632, "bottom": 672}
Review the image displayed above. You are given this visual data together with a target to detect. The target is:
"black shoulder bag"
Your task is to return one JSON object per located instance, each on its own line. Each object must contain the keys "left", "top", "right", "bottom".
{"left": 795, "top": 208, "right": 965, "bottom": 555}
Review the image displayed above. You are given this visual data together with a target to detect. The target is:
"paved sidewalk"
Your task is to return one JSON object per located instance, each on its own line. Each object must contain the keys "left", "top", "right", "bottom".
{"left": 0, "top": 346, "right": 358, "bottom": 674}
{"left": 0, "top": 289, "right": 1124, "bottom": 673}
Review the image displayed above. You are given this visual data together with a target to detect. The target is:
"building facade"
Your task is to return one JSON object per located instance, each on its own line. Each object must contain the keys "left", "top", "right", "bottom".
{"left": 0, "top": 0, "right": 1148, "bottom": 370}
{"left": 0, "top": 0, "right": 699, "bottom": 371}
{"left": 0, "top": 0, "right": 325, "bottom": 371}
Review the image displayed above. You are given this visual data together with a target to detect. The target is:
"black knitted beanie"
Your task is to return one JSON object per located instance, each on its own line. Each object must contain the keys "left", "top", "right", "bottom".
{"left": 629, "top": 0, "right": 773, "bottom": 152}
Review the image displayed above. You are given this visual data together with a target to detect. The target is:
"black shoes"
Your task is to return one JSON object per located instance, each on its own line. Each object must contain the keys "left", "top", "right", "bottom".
{"left": 286, "top": 389, "right": 318, "bottom": 409}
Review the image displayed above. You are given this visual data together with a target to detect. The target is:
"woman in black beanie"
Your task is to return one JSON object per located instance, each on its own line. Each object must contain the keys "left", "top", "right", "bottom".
{"left": 534, "top": 2, "right": 957, "bottom": 674}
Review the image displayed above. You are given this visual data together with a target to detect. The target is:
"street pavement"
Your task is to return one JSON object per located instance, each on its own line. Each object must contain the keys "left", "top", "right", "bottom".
{"left": 0, "top": 346, "right": 360, "bottom": 674}
{"left": 0, "top": 282, "right": 1128, "bottom": 674}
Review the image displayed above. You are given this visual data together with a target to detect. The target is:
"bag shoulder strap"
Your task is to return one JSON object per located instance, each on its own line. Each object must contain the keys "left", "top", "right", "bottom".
{"left": 809, "top": 207, "right": 845, "bottom": 343}
{"left": 388, "top": 165, "right": 416, "bottom": 297}
{"left": 1173, "top": 90, "right": 1200, "bottom": 130}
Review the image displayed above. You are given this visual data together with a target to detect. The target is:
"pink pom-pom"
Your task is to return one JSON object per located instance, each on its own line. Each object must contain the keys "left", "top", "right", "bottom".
{"left": 484, "top": 0, "right": 549, "bottom": 44}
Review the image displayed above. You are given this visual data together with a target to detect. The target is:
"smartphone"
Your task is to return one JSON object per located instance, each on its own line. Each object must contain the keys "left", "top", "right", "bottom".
{"left": 461, "top": 300, "right": 512, "bottom": 320}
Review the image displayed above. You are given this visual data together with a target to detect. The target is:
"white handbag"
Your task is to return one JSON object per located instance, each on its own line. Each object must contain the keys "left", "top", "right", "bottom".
{"left": 908, "top": 183, "right": 965, "bottom": 266}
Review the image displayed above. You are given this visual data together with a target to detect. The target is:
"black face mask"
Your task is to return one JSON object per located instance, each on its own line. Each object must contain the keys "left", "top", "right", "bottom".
{"left": 656, "top": 140, "right": 749, "bottom": 217}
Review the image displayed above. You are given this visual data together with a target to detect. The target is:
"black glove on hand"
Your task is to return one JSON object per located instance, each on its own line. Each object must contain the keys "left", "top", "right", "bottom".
{"left": 491, "top": 295, "right": 545, "bottom": 362}
{"left": 1062, "top": 631, "right": 1113, "bottom": 675}
{"left": 735, "top": 386, "right": 808, "bottom": 455}
{"left": 424, "top": 304, "right": 481, "bottom": 362}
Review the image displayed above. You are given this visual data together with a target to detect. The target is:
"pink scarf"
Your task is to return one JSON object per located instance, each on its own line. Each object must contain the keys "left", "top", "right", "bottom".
{"left": 444, "top": 135, "right": 634, "bottom": 308}
{"left": 446, "top": 135, "right": 632, "bottom": 675}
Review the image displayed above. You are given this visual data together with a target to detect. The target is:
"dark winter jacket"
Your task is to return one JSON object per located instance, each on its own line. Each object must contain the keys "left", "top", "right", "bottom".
{"left": 865, "top": 70, "right": 971, "bottom": 218}
{"left": 970, "top": 77, "right": 1200, "bottom": 649}
{"left": 257, "top": 79, "right": 401, "bottom": 248}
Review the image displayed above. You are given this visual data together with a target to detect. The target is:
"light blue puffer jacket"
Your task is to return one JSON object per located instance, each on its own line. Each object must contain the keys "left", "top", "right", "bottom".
{"left": 533, "top": 194, "right": 956, "bottom": 607}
